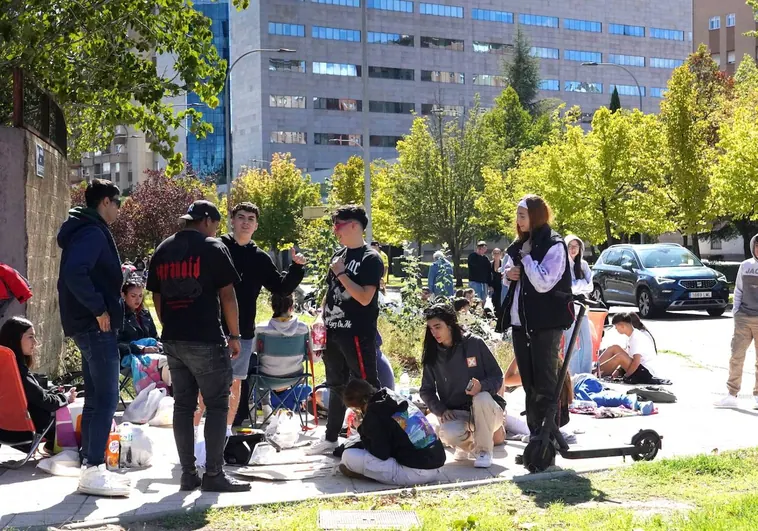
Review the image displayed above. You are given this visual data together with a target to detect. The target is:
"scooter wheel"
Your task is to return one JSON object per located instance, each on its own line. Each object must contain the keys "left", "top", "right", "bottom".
{"left": 631, "top": 430, "right": 660, "bottom": 462}
{"left": 522, "top": 439, "right": 556, "bottom": 473}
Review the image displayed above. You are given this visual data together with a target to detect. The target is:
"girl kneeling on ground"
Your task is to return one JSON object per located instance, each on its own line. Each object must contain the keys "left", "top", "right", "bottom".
{"left": 598, "top": 312, "right": 661, "bottom": 382}
{"left": 339, "top": 379, "right": 446, "bottom": 486}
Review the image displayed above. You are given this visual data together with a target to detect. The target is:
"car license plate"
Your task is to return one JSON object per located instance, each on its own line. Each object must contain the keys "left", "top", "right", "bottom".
{"left": 689, "top": 291, "right": 712, "bottom": 299}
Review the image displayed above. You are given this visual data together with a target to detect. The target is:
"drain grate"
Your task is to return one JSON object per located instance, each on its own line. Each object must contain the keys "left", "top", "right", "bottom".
{"left": 318, "top": 510, "right": 420, "bottom": 529}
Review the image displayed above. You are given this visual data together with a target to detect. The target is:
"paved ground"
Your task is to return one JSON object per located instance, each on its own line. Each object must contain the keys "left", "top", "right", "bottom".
{"left": 2, "top": 310, "right": 757, "bottom": 529}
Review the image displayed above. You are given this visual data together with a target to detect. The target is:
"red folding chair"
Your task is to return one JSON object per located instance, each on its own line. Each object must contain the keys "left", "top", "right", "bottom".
{"left": 0, "top": 346, "right": 54, "bottom": 468}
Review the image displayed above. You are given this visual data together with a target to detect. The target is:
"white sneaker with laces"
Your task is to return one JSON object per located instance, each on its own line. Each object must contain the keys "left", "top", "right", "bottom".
{"left": 304, "top": 437, "right": 338, "bottom": 456}
{"left": 753, "top": 396, "right": 758, "bottom": 410}
{"left": 78, "top": 464, "right": 131, "bottom": 497}
{"left": 453, "top": 448, "right": 472, "bottom": 461}
{"left": 714, "top": 395, "right": 739, "bottom": 408}
{"left": 474, "top": 451, "right": 492, "bottom": 468}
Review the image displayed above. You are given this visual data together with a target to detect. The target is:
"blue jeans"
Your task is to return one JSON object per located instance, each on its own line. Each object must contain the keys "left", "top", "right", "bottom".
{"left": 74, "top": 330, "right": 120, "bottom": 467}
{"left": 469, "top": 281, "right": 488, "bottom": 301}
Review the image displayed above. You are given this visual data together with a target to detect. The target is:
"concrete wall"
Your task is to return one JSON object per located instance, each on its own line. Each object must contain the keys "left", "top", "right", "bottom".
{"left": 0, "top": 126, "right": 70, "bottom": 374}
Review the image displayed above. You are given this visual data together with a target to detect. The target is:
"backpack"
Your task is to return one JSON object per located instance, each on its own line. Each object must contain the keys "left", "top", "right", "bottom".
{"left": 627, "top": 386, "right": 677, "bottom": 403}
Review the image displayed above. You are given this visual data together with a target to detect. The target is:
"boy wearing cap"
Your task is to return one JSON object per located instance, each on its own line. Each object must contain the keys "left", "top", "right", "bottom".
{"left": 468, "top": 241, "right": 492, "bottom": 302}
{"left": 146, "top": 200, "right": 250, "bottom": 493}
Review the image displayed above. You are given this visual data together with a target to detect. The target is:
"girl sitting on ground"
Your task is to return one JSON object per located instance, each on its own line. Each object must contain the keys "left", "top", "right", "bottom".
{"left": 0, "top": 317, "right": 77, "bottom": 453}
{"left": 118, "top": 280, "right": 160, "bottom": 356}
{"left": 597, "top": 312, "right": 661, "bottom": 382}
{"left": 339, "top": 379, "right": 446, "bottom": 486}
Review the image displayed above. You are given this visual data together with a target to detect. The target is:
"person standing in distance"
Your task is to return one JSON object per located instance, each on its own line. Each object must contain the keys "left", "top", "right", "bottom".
{"left": 57, "top": 179, "right": 130, "bottom": 497}
{"left": 468, "top": 241, "right": 492, "bottom": 303}
{"left": 306, "top": 205, "right": 384, "bottom": 455}
{"left": 147, "top": 200, "right": 250, "bottom": 493}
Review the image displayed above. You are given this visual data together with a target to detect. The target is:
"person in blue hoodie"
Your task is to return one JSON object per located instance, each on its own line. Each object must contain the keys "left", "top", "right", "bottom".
{"left": 57, "top": 178, "right": 130, "bottom": 497}
{"left": 428, "top": 251, "right": 454, "bottom": 298}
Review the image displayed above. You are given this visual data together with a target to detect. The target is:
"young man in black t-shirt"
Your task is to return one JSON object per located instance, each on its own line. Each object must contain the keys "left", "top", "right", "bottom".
{"left": 146, "top": 200, "right": 250, "bottom": 493}
{"left": 306, "top": 205, "right": 384, "bottom": 455}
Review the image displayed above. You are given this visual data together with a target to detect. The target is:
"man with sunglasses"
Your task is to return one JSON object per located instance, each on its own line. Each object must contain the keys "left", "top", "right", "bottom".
{"left": 306, "top": 205, "right": 385, "bottom": 455}
{"left": 58, "top": 179, "right": 131, "bottom": 497}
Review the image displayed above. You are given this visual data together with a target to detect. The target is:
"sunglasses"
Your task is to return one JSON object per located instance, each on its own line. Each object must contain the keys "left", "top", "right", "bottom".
{"left": 332, "top": 219, "right": 353, "bottom": 229}
{"left": 110, "top": 196, "right": 122, "bottom": 208}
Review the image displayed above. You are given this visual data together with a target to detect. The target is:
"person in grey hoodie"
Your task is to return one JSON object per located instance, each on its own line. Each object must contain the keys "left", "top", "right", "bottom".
{"left": 419, "top": 304, "right": 504, "bottom": 469}
{"left": 715, "top": 234, "right": 758, "bottom": 409}
{"left": 253, "top": 292, "right": 312, "bottom": 378}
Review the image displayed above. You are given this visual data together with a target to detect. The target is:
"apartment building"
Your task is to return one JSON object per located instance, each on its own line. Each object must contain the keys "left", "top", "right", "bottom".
{"left": 694, "top": 0, "right": 758, "bottom": 74}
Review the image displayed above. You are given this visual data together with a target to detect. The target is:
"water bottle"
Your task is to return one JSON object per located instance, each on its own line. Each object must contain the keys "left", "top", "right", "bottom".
{"left": 399, "top": 372, "right": 410, "bottom": 399}
{"left": 119, "top": 422, "right": 133, "bottom": 468}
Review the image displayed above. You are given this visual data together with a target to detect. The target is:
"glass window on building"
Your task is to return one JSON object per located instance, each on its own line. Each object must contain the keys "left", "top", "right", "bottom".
{"left": 270, "top": 95, "right": 306, "bottom": 108}
{"left": 650, "top": 87, "right": 667, "bottom": 98}
{"left": 611, "top": 84, "right": 645, "bottom": 97}
{"left": 539, "top": 79, "right": 560, "bottom": 91}
{"left": 564, "top": 50, "right": 602, "bottom": 63}
{"left": 370, "top": 135, "right": 403, "bottom": 148}
{"left": 727, "top": 51, "right": 736, "bottom": 64}
{"left": 609, "top": 23, "right": 645, "bottom": 37}
{"left": 472, "top": 74, "right": 507, "bottom": 87}
{"left": 102, "top": 162, "right": 111, "bottom": 175}
{"left": 650, "top": 28, "right": 684, "bottom": 40}
{"left": 709, "top": 16, "right": 721, "bottom": 30}
{"left": 313, "top": 97, "right": 362, "bottom": 111}
{"left": 421, "top": 70, "right": 464, "bottom": 83}
{"left": 564, "top": 81, "right": 603, "bottom": 93}
{"left": 420, "top": 3, "right": 463, "bottom": 18}
{"left": 313, "top": 62, "right": 361, "bottom": 76}
{"left": 726, "top": 13, "right": 736, "bottom": 27}
{"left": 367, "top": 0, "right": 413, "bottom": 13}
{"left": 312, "top": 0, "right": 360, "bottom": 6}
{"left": 649, "top": 57, "right": 684, "bottom": 69}
{"left": 368, "top": 32, "right": 413, "bottom": 46}
{"left": 473, "top": 41, "right": 510, "bottom": 54}
{"left": 531, "top": 47, "right": 559, "bottom": 59}
{"left": 314, "top": 133, "right": 362, "bottom": 146}
{"left": 608, "top": 54, "right": 645, "bottom": 67}
{"left": 114, "top": 163, "right": 121, "bottom": 182}
{"left": 268, "top": 22, "right": 306, "bottom": 37}
{"left": 564, "top": 19, "right": 602, "bottom": 32}
{"left": 312, "top": 26, "right": 361, "bottom": 42}
{"left": 712, "top": 53, "right": 721, "bottom": 66}
{"left": 518, "top": 14, "right": 559, "bottom": 28}
{"left": 270, "top": 132, "right": 307, "bottom": 144}
{"left": 471, "top": 9, "right": 513, "bottom": 23}
{"left": 368, "top": 66, "right": 415, "bottom": 80}
{"left": 420, "top": 104, "right": 463, "bottom": 116}
{"left": 421, "top": 36, "right": 464, "bottom": 51}
{"left": 369, "top": 101, "right": 415, "bottom": 113}
{"left": 269, "top": 58, "right": 307, "bottom": 73}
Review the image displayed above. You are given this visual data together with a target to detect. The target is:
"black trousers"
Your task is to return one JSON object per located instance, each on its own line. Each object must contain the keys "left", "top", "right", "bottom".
{"left": 512, "top": 327, "right": 563, "bottom": 435}
{"left": 324, "top": 331, "right": 380, "bottom": 442}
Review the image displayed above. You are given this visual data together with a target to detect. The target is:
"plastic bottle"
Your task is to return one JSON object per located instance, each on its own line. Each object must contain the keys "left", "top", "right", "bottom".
{"left": 119, "top": 422, "right": 133, "bottom": 468}
{"left": 311, "top": 322, "right": 326, "bottom": 352}
{"left": 105, "top": 430, "right": 120, "bottom": 470}
{"left": 399, "top": 372, "right": 410, "bottom": 398}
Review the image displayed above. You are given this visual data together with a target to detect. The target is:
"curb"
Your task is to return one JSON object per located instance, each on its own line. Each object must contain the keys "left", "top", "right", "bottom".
{"left": 53, "top": 464, "right": 617, "bottom": 530}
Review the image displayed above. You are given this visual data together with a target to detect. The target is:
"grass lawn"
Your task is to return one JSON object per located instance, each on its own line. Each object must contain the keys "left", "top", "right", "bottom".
{"left": 126, "top": 448, "right": 758, "bottom": 531}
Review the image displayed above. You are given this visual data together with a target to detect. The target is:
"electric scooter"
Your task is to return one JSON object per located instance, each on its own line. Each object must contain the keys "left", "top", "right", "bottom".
{"left": 521, "top": 293, "right": 663, "bottom": 473}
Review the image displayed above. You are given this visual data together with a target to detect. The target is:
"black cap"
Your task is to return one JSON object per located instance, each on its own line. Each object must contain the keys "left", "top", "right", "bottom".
{"left": 180, "top": 200, "right": 221, "bottom": 222}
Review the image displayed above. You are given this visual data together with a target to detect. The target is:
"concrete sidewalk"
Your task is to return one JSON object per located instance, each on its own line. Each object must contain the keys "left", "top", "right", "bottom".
{"left": 2, "top": 353, "right": 758, "bottom": 529}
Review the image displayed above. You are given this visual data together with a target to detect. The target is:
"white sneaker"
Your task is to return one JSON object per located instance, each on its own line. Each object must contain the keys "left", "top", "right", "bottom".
{"left": 714, "top": 395, "right": 739, "bottom": 408}
{"left": 78, "top": 464, "right": 131, "bottom": 497}
{"left": 304, "top": 437, "right": 338, "bottom": 456}
{"left": 754, "top": 396, "right": 758, "bottom": 410}
{"left": 453, "top": 448, "right": 472, "bottom": 461}
{"left": 474, "top": 450, "right": 492, "bottom": 468}
{"left": 262, "top": 405, "right": 274, "bottom": 419}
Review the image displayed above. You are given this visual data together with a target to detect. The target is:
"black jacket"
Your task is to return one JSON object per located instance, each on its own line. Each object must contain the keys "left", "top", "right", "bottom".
{"left": 467, "top": 252, "right": 492, "bottom": 284}
{"left": 118, "top": 305, "right": 159, "bottom": 356}
{"left": 499, "top": 224, "right": 573, "bottom": 332}
{"left": 57, "top": 208, "right": 123, "bottom": 337}
{"left": 419, "top": 333, "right": 504, "bottom": 416}
{"left": 357, "top": 389, "right": 446, "bottom": 470}
{"left": 220, "top": 234, "right": 305, "bottom": 339}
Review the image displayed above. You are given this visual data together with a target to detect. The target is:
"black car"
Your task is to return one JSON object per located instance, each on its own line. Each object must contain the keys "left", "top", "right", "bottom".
{"left": 591, "top": 243, "right": 729, "bottom": 318}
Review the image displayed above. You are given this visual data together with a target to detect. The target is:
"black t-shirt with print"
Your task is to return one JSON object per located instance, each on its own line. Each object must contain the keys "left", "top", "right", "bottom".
{"left": 147, "top": 230, "right": 240, "bottom": 344}
{"left": 324, "top": 245, "right": 384, "bottom": 336}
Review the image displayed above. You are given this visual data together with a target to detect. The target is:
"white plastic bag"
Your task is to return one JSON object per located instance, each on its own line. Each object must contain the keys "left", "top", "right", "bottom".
{"left": 148, "top": 396, "right": 174, "bottom": 426}
{"left": 37, "top": 450, "right": 81, "bottom": 477}
{"left": 124, "top": 383, "right": 166, "bottom": 424}
{"left": 129, "top": 424, "right": 155, "bottom": 467}
{"left": 266, "top": 410, "right": 300, "bottom": 449}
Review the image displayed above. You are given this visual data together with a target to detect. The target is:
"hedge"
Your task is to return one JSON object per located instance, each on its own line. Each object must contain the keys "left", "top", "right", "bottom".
{"left": 702, "top": 260, "right": 741, "bottom": 283}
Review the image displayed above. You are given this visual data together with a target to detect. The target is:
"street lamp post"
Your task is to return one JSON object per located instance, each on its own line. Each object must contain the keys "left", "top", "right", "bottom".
{"left": 581, "top": 62, "right": 643, "bottom": 111}
{"left": 360, "top": 0, "right": 372, "bottom": 243}
{"left": 224, "top": 48, "right": 296, "bottom": 189}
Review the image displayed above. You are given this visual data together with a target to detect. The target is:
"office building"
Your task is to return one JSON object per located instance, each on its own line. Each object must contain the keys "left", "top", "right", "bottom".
{"left": 227, "top": 0, "right": 692, "bottom": 176}
{"left": 694, "top": 0, "right": 758, "bottom": 74}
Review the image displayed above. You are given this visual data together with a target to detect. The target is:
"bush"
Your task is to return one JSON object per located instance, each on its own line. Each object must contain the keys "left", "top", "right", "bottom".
{"left": 702, "top": 260, "right": 742, "bottom": 283}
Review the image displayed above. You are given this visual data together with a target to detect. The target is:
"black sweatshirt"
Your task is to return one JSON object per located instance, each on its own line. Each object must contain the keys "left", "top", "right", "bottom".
{"left": 220, "top": 234, "right": 305, "bottom": 339}
{"left": 357, "top": 389, "right": 446, "bottom": 470}
{"left": 467, "top": 252, "right": 492, "bottom": 284}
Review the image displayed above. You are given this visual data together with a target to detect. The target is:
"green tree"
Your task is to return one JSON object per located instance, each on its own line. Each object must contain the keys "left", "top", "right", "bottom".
{"left": 392, "top": 102, "right": 492, "bottom": 281}
{"left": 229, "top": 153, "right": 320, "bottom": 263}
{"left": 609, "top": 86, "right": 621, "bottom": 113}
{"left": 502, "top": 27, "right": 541, "bottom": 111}
{"left": 0, "top": 0, "right": 250, "bottom": 174}
{"left": 327, "top": 156, "right": 364, "bottom": 206}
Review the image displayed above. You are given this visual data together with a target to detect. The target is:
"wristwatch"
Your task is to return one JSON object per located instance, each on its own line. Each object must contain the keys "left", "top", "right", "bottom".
{"left": 228, "top": 334, "right": 241, "bottom": 340}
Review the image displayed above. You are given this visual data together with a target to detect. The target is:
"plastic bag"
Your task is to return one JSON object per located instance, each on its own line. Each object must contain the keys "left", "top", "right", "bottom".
{"left": 148, "top": 396, "right": 174, "bottom": 426}
{"left": 37, "top": 449, "right": 81, "bottom": 477}
{"left": 128, "top": 424, "right": 155, "bottom": 467}
{"left": 123, "top": 383, "right": 166, "bottom": 424}
{"left": 265, "top": 410, "right": 300, "bottom": 449}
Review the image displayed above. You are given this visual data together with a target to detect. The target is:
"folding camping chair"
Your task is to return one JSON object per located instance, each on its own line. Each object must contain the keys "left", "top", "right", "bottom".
{"left": 0, "top": 346, "right": 55, "bottom": 468}
{"left": 248, "top": 331, "right": 317, "bottom": 430}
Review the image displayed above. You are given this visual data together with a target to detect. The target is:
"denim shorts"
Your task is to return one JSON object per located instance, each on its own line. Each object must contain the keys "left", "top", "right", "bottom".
{"left": 231, "top": 338, "right": 255, "bottom": 379}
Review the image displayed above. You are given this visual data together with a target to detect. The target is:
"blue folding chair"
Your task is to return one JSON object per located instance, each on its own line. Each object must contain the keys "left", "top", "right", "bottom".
{"left": 248, "top": 331, "right": 316, "bottom": 430}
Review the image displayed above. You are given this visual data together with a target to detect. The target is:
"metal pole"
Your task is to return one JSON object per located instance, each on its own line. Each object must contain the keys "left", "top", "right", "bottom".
{"left": 361, "top": 0, "right": 372, "bottom": 243}
{"left": 224, "top": 73, "right": 232, "bottom": 188}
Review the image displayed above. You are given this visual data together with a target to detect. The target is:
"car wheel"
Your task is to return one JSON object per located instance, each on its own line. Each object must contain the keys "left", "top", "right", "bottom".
{"left": 707, "top": 308, "right": 726, "bottom": 317}
{"left": 636, "top": 288, "right": 658, "bottom": 318}
{"left": 592, "top": 284, "right": 605, "bottom": 305}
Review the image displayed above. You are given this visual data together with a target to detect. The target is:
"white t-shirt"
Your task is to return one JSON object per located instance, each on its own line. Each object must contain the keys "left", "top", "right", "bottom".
{"left": 627, "top": 329, "right": 659, "bottom": 377}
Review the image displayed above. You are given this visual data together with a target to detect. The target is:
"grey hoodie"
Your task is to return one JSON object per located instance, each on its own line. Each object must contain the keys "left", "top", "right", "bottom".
{"left": 564, "top": 235, "right": 593, "bottom": 296}
{"left": 253, "top": 316, "right": 311, "bottom": 376}
{"left": 734, "top": 234, "right": 758, "bottom": 316}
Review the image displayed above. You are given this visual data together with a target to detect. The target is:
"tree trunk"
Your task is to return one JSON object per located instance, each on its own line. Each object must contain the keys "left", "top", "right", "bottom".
{"left": 451, "top": 244, "right": 463, "bottom": 288}
{"left": 690, "top": 234, "right": 701, "bottom": 258}
{"left": 271, "top": 247, "right": 283, "bottom": 270}
{"left": 734, "top": 219, "right": 756, "bottom": 259}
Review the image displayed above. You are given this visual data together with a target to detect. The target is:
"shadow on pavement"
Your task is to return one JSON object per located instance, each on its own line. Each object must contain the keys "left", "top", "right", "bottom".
{"left": 516, "top": 472, "right": 609, "bottom": 508}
